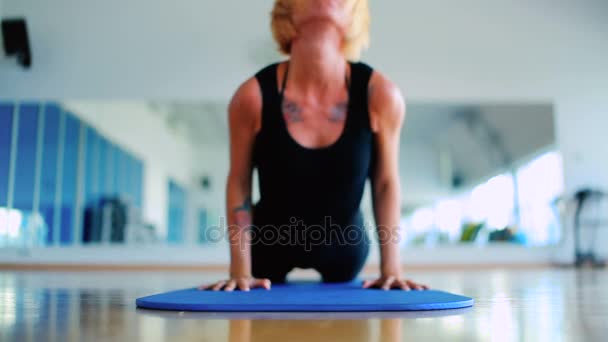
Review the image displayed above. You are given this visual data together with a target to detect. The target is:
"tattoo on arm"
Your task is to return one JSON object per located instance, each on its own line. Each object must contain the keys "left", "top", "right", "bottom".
{"left": 233, "top": 196, "right": 252, "bottom": 213}
{"left": 329, "top": 101, "right": 348, "bottom": 123}
{"left": 233, "top": 196, "right": 252, "bottom": 227}
{"left": 282, "top": 97, "right": 304, "bottom": 123}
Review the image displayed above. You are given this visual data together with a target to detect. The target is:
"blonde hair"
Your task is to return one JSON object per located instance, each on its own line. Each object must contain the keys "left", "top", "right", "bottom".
{"left": 271, "top": 0, "right": 370, "bottom": 61}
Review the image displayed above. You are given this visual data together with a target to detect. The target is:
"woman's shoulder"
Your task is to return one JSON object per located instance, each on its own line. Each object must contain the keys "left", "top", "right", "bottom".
{"left": 230, "top": 61, "right": 285, "bottom": 118}
{"left": 367, "top": 69, "right": 405, "bottom": 132}
{"left": 229, "top": 77, "right": 263, "bottom": 128}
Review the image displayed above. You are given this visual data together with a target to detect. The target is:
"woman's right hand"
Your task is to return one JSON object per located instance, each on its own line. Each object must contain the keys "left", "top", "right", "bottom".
{"left": 198, "top": 276, "right": 272, "bottom": 292}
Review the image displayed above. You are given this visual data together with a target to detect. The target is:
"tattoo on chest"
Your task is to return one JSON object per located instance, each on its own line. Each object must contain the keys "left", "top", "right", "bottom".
{"left": 282, "top": 97, "right": 349, "bottom": 123}
{"left": 282, "top": 98, "right": 304, "bottom": 123}
{"left": 329, "top": 102, "right": 348, "bottom": 123}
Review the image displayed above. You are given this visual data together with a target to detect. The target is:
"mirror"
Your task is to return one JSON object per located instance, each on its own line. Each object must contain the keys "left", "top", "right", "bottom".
{"left": 0, "top": 101, "right": 561, "bottom": 249}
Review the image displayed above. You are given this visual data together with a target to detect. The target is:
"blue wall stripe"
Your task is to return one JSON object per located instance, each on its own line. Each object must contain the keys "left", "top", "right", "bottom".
{"left": 73, "top": 123, "right": 87, "bottom": 244}
{"left": 40, "top": 104, "right": 61, "bottom": 245}
{"left": 106, "top": 142, "right": 116, "bottom": 197}
{"left": 52, "top": 110, "right": 66, "bottom": 245}
{"left": 97, "top": 136, "right": 109, "bottom": 196}
{"left": 134, "top": 159, "right": 143, "bottom": 208}
{"left": 168, "top": 180, "right": 186, "bottom": 244}
{"left": 0, "top": 103, "right": 14, "bottom": 208}
{"left": 59, "top": 112, "right": 81, "bottom": 245}
{"left": 33, "top": 104, "right": 46, "bottom": 214}
{"left": 84, "top": 126, "right": 99, "bottom": 207}
{"left": 112, "top": 144, "right": 121, "bottom": 197}
{"left": 13, "top": 103, "right": 40, "bottom": 212}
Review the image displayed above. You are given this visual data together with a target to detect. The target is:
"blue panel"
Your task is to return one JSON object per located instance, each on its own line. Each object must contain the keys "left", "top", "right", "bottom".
{"left": 109, "top": 144, "right": 120, "bottom": 196}
{"left": 59, "top": 113, "right": 81, "bottom": 245}
{"left": 84, "top": 126, "right": 99, "bottom": 208}
{"left": 134, "top": 159, "right": 143, "bottom": 208}
{"left": 114, "top": 146, "right": 128, "bottom": 198}
{"left": 136, "top": 282, "right": 475, "bottom": 312}
{"left": 167, "top": 180, "right": 186, "bottom": 244}
{"left": 131, "top": 154, "right": 139, "bottom": 206}
{"left": 83, "top": 127, "right": 102, "bottom": 244}
{"left": 97, "top": 136, "right": 109, "bottom": 197}
{"left": 40, "top": 104, "right": 61, "bottom": 245}
{"left": 13, "top": 103, "right": 40, "bottom": 212}
{"left": 0, "top": 103, "right": 14, "bottom": 208}
{"left": 122, "top": 152, "right": 134, "bottom": 205}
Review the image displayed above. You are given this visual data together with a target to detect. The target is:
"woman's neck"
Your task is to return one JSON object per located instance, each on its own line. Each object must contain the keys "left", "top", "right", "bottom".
{"left": 287, "top": 23, "right": 348, "bottom": 96}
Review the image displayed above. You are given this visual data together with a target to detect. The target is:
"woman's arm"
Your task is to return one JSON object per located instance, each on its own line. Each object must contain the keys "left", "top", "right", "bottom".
{"left": 363, "top": 72, "right": 428, "bottom": 291}
{"left": 200, "top": 77, "right": 271, "bottom": 292}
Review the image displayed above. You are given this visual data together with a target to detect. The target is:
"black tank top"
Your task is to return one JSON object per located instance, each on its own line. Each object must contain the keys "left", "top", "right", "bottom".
{"left": 252, "top": 62, "right": 375, "bottom": 229}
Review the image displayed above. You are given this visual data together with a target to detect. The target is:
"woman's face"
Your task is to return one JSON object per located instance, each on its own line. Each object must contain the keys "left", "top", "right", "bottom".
{"left": 291, "top": 0, "right": 355, "bottom": 33}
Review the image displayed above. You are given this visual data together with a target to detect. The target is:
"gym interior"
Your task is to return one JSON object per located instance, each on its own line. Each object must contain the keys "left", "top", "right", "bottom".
{"left": 1, "top": 0, "right": 607, "bottom": 341}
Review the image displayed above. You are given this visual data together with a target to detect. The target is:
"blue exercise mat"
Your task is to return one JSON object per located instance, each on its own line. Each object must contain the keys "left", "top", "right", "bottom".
{"left": 136, "top": 282, "right": 474, "bottom": 312}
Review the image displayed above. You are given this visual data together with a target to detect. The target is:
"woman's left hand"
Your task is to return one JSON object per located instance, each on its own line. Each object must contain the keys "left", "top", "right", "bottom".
{"left": 363, "top": 276, "right": 429, "bottom": 291}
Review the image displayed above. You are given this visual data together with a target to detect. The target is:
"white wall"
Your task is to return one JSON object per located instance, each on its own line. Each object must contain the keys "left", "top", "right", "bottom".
{"left": 63, "top": 102, "right": 198, "bottom": 237}
{"left": 1, "top": 0, "right": 606, "bottom": 100}
{"left": 555, "top": 96, "right": 608, "bottom": 192}
{"left": 0, "top": 0, "right": 5, "bottom": 47}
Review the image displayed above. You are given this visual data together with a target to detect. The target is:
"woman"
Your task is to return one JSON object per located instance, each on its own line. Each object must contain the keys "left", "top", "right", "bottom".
{"left": 203, "top": 0, "right": 428, "bottom": 292}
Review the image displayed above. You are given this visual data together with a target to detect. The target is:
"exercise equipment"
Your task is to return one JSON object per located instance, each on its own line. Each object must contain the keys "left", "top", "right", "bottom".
{"left": 573, "top": 189, "right": 607, "bottom": 268}
{"left": 136, "top": 281, "right": 474, "bottom": 312}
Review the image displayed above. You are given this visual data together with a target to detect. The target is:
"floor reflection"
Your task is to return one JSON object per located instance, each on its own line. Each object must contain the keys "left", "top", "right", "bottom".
{"left": 229, "top": 319, "right": 373, "bottom": 342}
{"left": 1, "top": 269, "right": 606, "bottom": 341}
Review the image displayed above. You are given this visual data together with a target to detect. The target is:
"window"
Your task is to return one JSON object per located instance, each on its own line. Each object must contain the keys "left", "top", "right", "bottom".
{"left": 401, "top": 151, "right": 564, "bottom": 247}
{"left": 517, "top": 152, "right": 563, "bottom": 245}
{"left": 471, "top": 174, "right": 515, "bottom": 230}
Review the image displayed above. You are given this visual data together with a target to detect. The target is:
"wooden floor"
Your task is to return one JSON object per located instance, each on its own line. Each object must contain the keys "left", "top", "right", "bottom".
{"left": 1, "top": 268, "right": 606, "bottom": 341}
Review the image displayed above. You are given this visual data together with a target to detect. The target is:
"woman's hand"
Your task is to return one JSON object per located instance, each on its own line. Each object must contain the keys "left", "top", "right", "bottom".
{"left": 363, "top": 275, "right": 429, "bottom": 291}
{"left": 198, "top": 276, "right": 272, "bottom": 292}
